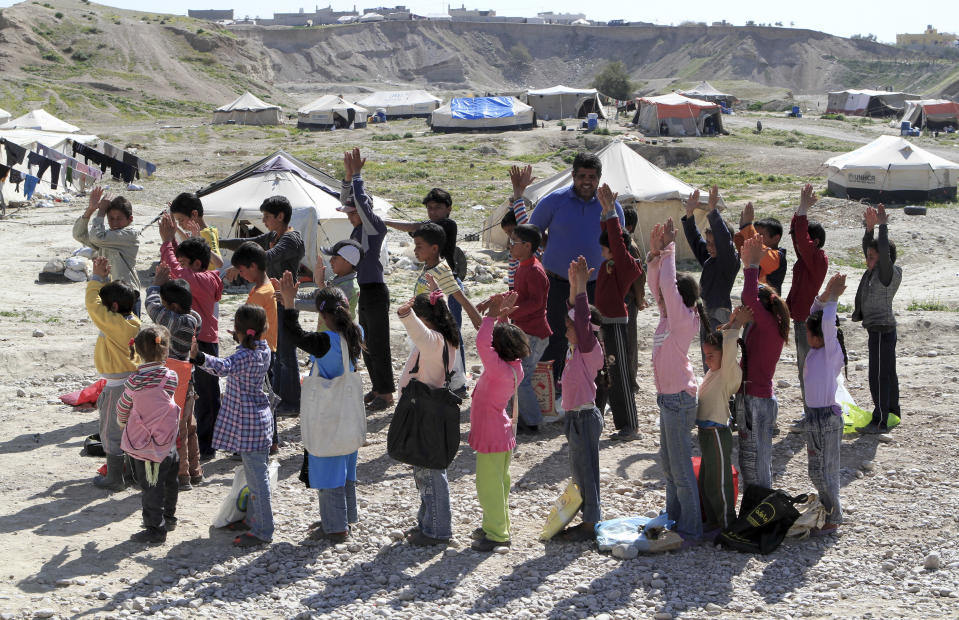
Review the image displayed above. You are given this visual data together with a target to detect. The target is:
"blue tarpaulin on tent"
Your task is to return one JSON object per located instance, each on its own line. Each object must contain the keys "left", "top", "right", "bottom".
{"left": 450, "top": 97, "right": 516, "bottom": 120}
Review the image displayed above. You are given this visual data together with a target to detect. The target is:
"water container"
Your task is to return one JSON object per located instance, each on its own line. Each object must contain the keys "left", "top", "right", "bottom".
{"left": 587, "top": 113, "right": 598, "bottom": 130}
{"left": 792, "top": 105, "right": 800, "bottom": 115}
{"left": 375, "top": 108, "right": 387, "bottom": 123}
{"left": 901, "top": 121, "right": 912, "bottom": 135}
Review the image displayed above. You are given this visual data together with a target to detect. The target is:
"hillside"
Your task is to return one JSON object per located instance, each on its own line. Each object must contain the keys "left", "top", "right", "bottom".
{"left": 1, "top": 0, "right": 957, "bottom": 121}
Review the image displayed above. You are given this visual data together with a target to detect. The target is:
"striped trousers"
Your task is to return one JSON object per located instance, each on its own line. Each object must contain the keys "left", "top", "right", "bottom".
{"left": 697, "top": 424, "right": 737, "bottom": 530}
{"left": 595, "top": 322, "right": 639, "bottom": 432}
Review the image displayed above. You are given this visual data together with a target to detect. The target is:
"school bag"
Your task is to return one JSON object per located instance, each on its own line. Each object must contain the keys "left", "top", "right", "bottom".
{"left": 387, "top": 345, "right": 462, "bottom": 469}
{"left": 299, "top": 335, "right": 367, "bottom": 457}
{"left": 717, "top": 484, "right": 808, "bottom": 554}
{"left": 120, "top": 372, "right": 181, "bottom": 470}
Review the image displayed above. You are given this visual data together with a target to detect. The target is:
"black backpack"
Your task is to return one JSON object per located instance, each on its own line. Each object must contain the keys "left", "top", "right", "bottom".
{"left": 717, "top": 485, "right": 807, "bottom": 554}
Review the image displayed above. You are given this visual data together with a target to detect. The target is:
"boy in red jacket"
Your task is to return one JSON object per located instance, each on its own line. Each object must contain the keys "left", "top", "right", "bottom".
{"left": 595, "top": 184, "right": 644, "bottom": 440}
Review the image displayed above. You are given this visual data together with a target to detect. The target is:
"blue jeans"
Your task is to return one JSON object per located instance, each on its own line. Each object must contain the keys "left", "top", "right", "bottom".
{"left": 241, "top": 451, "right": 274, "bottom": 542}
{"left": 736, "top": 394, "right": 779, "bottom": 489}
{"left": 517, "top": 334, "right": 549, "bottom": 427}
{"left": 446, "top": 278, "right": 467, "bottom": 371}
{"left": 317, "top": 480, "right": 358, "bottom": 534}
{"left": 412, "top": 466, "right": 452, "bottom": 539}
{"left": 658, "top": 392, "right": 702, "bottom": 538}
{"left": 564, "top": 407, "right": 603, "bottom": 523}
{"left": 273, "top": 309, "right": 301, "bottom": 411}
{"left": 804, "top": 407, "right": 843, "bottom": 525}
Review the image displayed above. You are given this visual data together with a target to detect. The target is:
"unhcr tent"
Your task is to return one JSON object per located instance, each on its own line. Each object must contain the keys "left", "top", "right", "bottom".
{"left": 824, "top": 135, "right": 959, "bottom": 202}
{"left": 633, "top": 93, "right": 723, "bottom": 137}
{"left": 196, "top": 151, "right": 391, "bottom": 271}
{"left": 431, "top": 97, "right": 535, "bottom": 133}
{"left": 895, "top": 99, "right": 959, "bottom": 131}
{"left": 482, "top": 140, "right": 721, "bottom": 260}
{"left": 213, "top": 92, "right": 282, "bottom": 126}
{"left": 0, "top": 108, "right": 10, "bottom": 124}
{"left": 1, "top": 108, "right": 80, "bottom": 133}
{"left": 678, "top": 81, "right": 736, "bottom": 106}
{"left": 297, "top": 96, "right": 367, "bottom": 130}
{"left": 353, "top": 90, "right": 441, "bottom": 118}
{"left": 825, "top": 90, "right": 920, "bottom": 117}
{"left": 525, "top": 85, "right": 606, "bottom": 120}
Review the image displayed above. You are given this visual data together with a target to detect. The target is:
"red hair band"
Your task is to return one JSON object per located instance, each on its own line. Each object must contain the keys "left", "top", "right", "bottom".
{"left": 246, "top": 329, "right": 256, "bottom": 336}
{"left": 429, "top": 290, "right": 445, "bottom": 306}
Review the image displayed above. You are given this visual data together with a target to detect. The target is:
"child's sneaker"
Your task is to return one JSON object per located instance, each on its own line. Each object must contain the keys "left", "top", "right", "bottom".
{"left": 164, "top": 517, "right": 178, "bottom": 532}
{"left": 471, "top": 536, "right": 510, "bottom": 552}
{"left": 178, "top": 476, "right": 192, "bottom": 491}
{"left": 190, "top": 474, "right": 204, "bottom": 486}
{"left": 131, "top": 529, "right": 166, "bottom": 545}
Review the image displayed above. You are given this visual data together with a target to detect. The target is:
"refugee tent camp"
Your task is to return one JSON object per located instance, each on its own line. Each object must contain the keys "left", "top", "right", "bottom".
{"left": 297, "top": 96, "right": 368, "bottom": 130}
{"left": 525, "top": 85, "right": 607, "bottom": 120}
{"left": 353, "top": 90, "right": 442, "bottom": 118}
{"left": 0, "top": 108, "right": 10, "bottom": 124}
{"left": 430, "top": 96, "right": 536, "bottom": 133}
{"left": 825, "top": 89, "right": 920, "bottom": 117}
{"left": 196, "top": 151, "right": 391, "bottom": 271}
{"left": 824, "top": 135, "right": 959, "bottom": 202}
{"left": 212, "top": 92, "right": 282, "bottom": 126}
{"left": 633, "top": 93, "right": 724, "bottom": 137}
{"left": 678, "top": 81, "right": 736, "bottom": 107}
{"left": 895, "top": 99, "right": 959, "bottom": 131}
{"left": 482, "top": 140, "right": 718, "bottom": 260}
{"left": 1, "top": 108, "right": 81, "bottom": 133}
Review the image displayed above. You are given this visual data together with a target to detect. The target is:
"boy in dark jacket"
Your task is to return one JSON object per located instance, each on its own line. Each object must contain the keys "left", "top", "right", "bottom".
{"left": 852, "top": 204, "right": 902, "bottom": 433}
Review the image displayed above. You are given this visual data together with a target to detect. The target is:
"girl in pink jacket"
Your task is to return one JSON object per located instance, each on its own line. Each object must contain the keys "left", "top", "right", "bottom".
{"left": 468, "top": 291, "right": 529, "bottom": 552}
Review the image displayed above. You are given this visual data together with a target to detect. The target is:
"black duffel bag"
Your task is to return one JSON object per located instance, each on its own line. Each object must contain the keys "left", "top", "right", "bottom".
{"left": 717, "top": 484, "right": 808, "bottom": 554}
{"left": 387, "top": 346, "right": 462, "bottom": 470}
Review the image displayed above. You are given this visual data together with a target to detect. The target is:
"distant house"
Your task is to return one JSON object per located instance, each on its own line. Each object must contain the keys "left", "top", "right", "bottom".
{"left": 897, "top": 25, "right": 958, "bottom": 49}
{"left": 537, "top": 11, "right": 585, "bottom": 25}
{"left": 448, "top": 5, "right": 496, "bottom": 18}
{"left": 271, "top": 6, "right": 359, "bottom": 26}
{"left": 188, "top": 9, "right": 234, "bottom": 21}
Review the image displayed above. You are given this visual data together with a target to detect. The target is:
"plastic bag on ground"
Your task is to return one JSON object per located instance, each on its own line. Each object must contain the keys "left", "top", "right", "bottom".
{"left": 596, "top": 512, "right": 682, "bottom": 555}
{"left": 786, "top": 492, "right": 827, "bottom": 539}
{"left": 540, "top": 480, "right": 582, "bottom": 540}
{"left": 212, "top": 460, "right": 280, "bottom": 528}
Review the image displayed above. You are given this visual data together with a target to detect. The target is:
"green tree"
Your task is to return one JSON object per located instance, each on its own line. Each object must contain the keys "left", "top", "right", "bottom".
{"left": 592, "top": 61, "right": 633, "bottom": 100}
{"left": 509, "top": 43, "right": 532, "bottom": 70}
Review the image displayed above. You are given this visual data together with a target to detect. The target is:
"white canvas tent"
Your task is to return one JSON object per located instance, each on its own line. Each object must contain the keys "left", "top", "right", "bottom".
{"left": 678, "top": 81, "right": 736, "bottom": 106}
{"left": 894, "top": 99, "right": 959, "bottom": 131}
{"left": 196, "top": 151, "right": 391, "bottom": 270}
{"left": 431, "top": 97, "right": 535, "bottom": 133}
{"left": 0, "top": 117, "right": 98, "bottom": 203}
{"left": 213, "top": 92, "right": 282, "bottom": 125}
{"left": 525, "top": 85, "right": 607, "bottom": 120}
{"left": 297, "top": 95, "right": 367, "bottom": 130}
{"left": 483, "top": 140, "right": 721, "bottom": 260}
{"left": 633, "top": 93, "right": 724, "bottom": 137}
{"left": 825, "top": 89, "right": 920, "bottom": 117}
{"left": 0, "top": 108, "right": 10, "bottom": 124}
{"left": 824, "top": 135, "right": 959, "bottom": 202}
{"left": 353, "top": 90, "right": 441, "bottom": 118}
{"left": 1, "top": 108, "right": 80, "bottom": 133}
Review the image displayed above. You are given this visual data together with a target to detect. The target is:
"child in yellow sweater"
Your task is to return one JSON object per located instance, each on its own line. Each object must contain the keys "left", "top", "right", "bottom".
{"left": 86, "top": 257, "right": 141, "bottom": 491}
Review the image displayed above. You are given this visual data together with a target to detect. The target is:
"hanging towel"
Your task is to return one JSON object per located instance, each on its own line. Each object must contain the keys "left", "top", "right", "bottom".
{"left": 23, "top": 174, "right": 39, "bottom": 199}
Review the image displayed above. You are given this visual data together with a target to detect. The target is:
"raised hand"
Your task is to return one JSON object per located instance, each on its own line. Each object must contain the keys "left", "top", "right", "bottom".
{"left": 344, "top": 147, "right": 366, "bottom": 179}
{"left": 649, "top": 223, "right": 664, "bottom": 253}
{"left": 728, "top": 304, "right": 753, "bottom": 328}
{"left": 153, "top": 262, "right": 171, "bottom": 286}
{"left": 876, "top": 203, "right": 889, "bottom": 226}
{"left": 92, "top": 256, "right": 111, "bottom": 279}
{"left": 708, "top": 184, "right": 720, "bottom": 212}
{"left": 823, "top": 272, "right": 847, "bottom": 303}
{"left": 423, "top": 273, "right": 440, "bottom": 292}
{"left": 684, "top": 189, "right": 700, "bottom": 218}
{"left": 180, "top": 217, "right": 202, "bottom": 238}
{"left": 662, "top": 218, "right": 676, "bottom": 246}
{"left": 740, "top": 201, "right": 754, "bottom": 228}
{"left": 189, "top": 337, "right": 198, "bottom": 360}
{"left": 497, "top": 290, "right": 520, "bottom": 318}
{"left": 158, "top": 212, "right": 177, "bottom": 244}
{"left": 397, "top": 297, "right": 416, "bottom": 317}
{"left": 863, "top": 206, "right": 878, "bottom": 231}
{"left": 596, "top": 183, "right": 618, "bottom": 216}
{"left": 568, "top": 255, "right": 594, "bottom": 295}
{"left": 742, "top": 235, "right": 764, "bottom": 267}
{"left": 312, "top": 255, "right": 327, "bottom": 286}
{"left": 86, "top": 186, "right": 104, "bottom": 216}
{"left": 509, "top": 164, "right": 536, "bottom": 199}
{"left": 225, "top": 266, "right": 239, "bottom": 282}
{"left": 278, "top": 270, "right": 300, "bottom": 308}
{"left": 798, "top": 183, "right": 818, "bottom": 215}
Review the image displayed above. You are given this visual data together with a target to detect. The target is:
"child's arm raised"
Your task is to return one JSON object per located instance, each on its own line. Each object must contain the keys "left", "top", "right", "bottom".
{"left": 681, "top": 189, "right": 709, "bottom": 267}
{"left": 657, "top": 219, "right": 688, "bottom": 324}
{"left": 875, "top": 205, "right": 894, "bottom": 287}
{"left": 158, "top": 214, "right": 185, "bottom": 277}
{"left": 568, "top": 256, "right": 597, "bottom": 354}
{"left": 706, "top": 185, "right": 738, "bottom": 268}
{"left": 277, "top": 271, "right": 332, "bottom": 358}
{"left": 791, "top": 184, "right": 820, "bottom": 264}
{"left": 599, "top": 184, "right": 642, "bottom": 286}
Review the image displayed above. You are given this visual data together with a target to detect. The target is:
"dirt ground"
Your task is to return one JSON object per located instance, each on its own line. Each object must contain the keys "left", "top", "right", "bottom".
{"left": 1, "top": 113, "right": 958, "bottom": 619}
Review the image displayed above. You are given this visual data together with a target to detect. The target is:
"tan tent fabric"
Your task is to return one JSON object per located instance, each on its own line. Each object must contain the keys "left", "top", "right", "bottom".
{"left": 213, "top": 92, "right": 282, "bottom": 125}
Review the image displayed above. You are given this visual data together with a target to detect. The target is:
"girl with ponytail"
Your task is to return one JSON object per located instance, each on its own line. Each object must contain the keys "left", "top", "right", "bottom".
{"left": 737, "top": 236, "right": 791, "bottom": 491}
{"left": 276, "top": 272, "right": 365, "bottom": 543}
{"left": 647, "top": 218, "right": 705, "bottom": 543}
{"left": 189, "top": 303, "right": 274, "bottom": 548}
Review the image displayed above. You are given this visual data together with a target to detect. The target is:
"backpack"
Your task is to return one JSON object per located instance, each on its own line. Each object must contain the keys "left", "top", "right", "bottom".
{"left": 120, "top": 372, "right": 181, "bottom": 465}
{"left": 717, "top": 484, "right": 807, "bottom": 554}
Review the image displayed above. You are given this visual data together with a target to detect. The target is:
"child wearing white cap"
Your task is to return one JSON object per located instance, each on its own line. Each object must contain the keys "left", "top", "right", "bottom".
{"left": 295, "top": 239, "right": 363, "bottom": 330}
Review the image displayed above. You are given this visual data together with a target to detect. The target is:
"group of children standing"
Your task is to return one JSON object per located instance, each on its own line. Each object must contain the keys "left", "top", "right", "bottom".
{"left": 74, "top": 147, "right": 901, "bottom": 551}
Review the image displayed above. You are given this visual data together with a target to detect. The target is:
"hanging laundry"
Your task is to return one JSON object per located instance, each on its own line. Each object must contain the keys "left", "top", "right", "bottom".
{"left": 23, "top": 174, "right": 39, "bottom": 199}
{"left": 122, "top": 152, "right": 140, "bottom": 180}
{"left": 27, "top": 151, "right": 61, "bottom": 189}
{"left": 109, "top": 160, "right": 136, "bottom": 183}
{"left": 73, "top": 160, "right": 102, "bottom": 181}
{"left": 0, "top": 163, "right": 10, "bottom": 182}
{"left": 103, "top": 140, "right": 156, "bottom": 178}
{"left": 1, "top": 138, "right": 27, "bottom": 166}
{"left": 72, "top": 142, "right": 110, "bottom": 171}
{"left": 8, "top": 169, "right": 23, "bottom": 192}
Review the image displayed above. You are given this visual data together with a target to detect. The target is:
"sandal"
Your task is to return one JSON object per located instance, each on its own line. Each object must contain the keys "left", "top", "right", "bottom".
{"left": 364, "top": 391, "right": 376, "bottom": 405}
{"left": 224, "top": 519, "right": 251, "bottom": 531}
{"left": 365, "top": 396, "right": 393, "bottom": 412}
{"left": 233, "top": 533, "right": 268, "bottom": 548}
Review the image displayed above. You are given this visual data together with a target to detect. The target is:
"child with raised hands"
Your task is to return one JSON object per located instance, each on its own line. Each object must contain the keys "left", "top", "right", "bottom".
{"left": 737, "top": 236, "right": 791, "bottom": 490}
{"left": 696, "top": 304, "right": 751, "bottom": 536}
{"left": 189, "top": 305, "right": 274, "bottom": 548}
{"left": 802, "top": 273, "right": 849, "bottom": 535}
{"left": 116, "top": 326, "right": 180, "bottom": 544}
{"left": 276, "top": 271, "right": 365, "bottom": 544}
{"left": 852, "top": 204, "right": 902, "bottom": 433}
{"left": 468, "top": 291, "right": 529, "bottom": 552}
{"left": 647, "top": 219, "right": 708, "bottom": 543}
{"left": 396, "top": 289, "right": 460, "bottom": 546}
{"left": 555, "top": 256, "right": 606, "bottom": 543}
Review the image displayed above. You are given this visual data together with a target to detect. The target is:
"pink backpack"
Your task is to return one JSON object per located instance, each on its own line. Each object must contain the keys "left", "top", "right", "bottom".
{"left": 120, "top": 373, "right": 181, "bottom": 464}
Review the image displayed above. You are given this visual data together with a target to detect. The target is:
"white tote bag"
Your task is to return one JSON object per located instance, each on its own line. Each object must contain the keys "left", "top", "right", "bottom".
{"left": 299, "top": 335, "right": 367, "bottom": 457}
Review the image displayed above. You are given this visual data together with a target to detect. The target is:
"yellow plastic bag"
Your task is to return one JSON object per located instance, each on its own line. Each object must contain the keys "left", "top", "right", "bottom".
{"left": 540, "top": 480, "right": 583, "bottom": 541}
